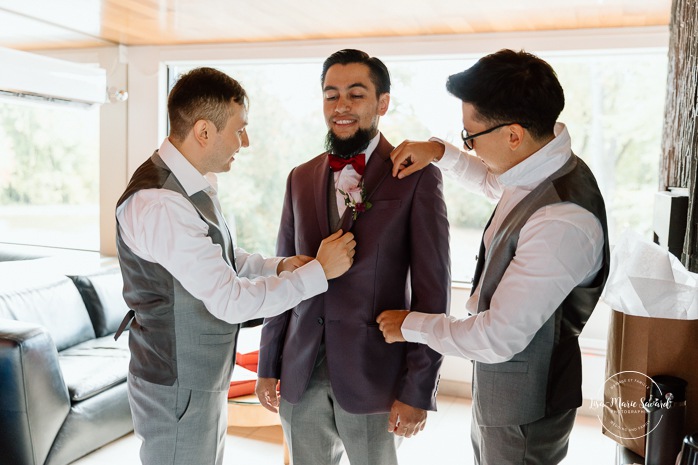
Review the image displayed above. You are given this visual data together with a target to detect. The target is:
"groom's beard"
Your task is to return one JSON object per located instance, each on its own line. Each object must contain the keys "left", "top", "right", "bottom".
{"left": 325, "top": 127, "right": 375, "bottom": 158}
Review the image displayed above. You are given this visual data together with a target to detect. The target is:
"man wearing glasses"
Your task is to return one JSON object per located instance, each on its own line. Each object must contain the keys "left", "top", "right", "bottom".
{"left": 376, "top": 49, "right": 610, "bottom": 464}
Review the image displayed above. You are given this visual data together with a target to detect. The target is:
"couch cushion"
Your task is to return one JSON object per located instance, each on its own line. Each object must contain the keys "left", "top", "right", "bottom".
{"left": 58, "top": 334, "right": 130, "bottom": 402}
{"left": 0, "top": 260, "right": 95, "bottom": 351}
{"left": 69, "top": 267, "right": 130, "bottom": 338}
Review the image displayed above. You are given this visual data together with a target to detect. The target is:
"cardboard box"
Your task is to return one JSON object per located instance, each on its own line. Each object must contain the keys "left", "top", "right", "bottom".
{"left": 603, "top": 309, "right": 698, "bottom": 456}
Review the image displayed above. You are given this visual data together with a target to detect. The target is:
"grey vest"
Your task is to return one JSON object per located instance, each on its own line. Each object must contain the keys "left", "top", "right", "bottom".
{"left": 115, "top": 152, "right": 239, "bottom": 392}
{"left": 471, "top": 155, "right": 610, "bottom": 427}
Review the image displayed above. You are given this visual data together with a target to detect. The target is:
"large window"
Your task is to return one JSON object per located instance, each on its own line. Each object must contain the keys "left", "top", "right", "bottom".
{"left": 0, "top": 98, "right": 100, "bottom": 251}
{"left": 169, "top": 48, "right": 666, "bottom": 283}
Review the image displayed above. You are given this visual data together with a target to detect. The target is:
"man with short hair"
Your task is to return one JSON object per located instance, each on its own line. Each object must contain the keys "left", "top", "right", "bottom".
{"left": 378, "top": 49, "right": 610, "bottom": 464}
{"left": 256, "top": 49, "right": 451, "bottom": 465}
{"left": 115, "top": 66, "right": 356, "bottom": 465}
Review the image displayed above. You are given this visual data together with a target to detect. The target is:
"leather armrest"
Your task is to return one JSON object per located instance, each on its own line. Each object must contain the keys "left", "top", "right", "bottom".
{"left": 69, "top": 267, "right": 129, "bottom": 338}
{"left": 0, "top": 319, "right": 71, "bottom": 465}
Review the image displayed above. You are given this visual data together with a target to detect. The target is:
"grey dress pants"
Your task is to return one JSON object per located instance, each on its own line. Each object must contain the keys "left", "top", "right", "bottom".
{"left": 279, "top": 345, "right": 400, "bottom": 465}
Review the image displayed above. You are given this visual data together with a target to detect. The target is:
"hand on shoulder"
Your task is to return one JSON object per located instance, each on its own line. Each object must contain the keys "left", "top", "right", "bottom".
{"left": 390, "top": 140, "right": 445, "bottom": 179}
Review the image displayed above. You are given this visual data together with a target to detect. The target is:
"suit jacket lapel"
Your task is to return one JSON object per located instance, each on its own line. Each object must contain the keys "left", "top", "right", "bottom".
{"left": 362, "top": 134, "right": 393, "bottom": 201}
{"left": 314, "top": 156, "right": 331, "bottom": 238}
{"left": 338, "top": 133, "right": 394, "bottom": 232}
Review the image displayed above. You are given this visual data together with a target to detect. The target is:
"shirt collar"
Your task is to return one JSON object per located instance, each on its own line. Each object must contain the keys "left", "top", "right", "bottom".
{"left": 497, "top": 122, "right": 572, "bottom": 188}
{"left": 158, "top": 138, "right": 216, "bottom": 196}
{"left": 363, "top": 132, "right": 381, "bottom": 163}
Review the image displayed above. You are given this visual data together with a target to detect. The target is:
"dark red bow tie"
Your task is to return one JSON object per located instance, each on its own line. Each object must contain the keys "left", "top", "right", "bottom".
{"left": 328, "top": 153, "right": 366, "bottom": 176}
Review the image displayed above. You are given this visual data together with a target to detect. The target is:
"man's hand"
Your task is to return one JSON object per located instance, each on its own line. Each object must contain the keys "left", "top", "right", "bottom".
{"left": 376, "top": 310, "right": 410, "bottom": 343}
{"left": 315, "top": 230, "right": 356, "bottom": 279}
{"left": 387, "top": 400, "right": 427, "bottom": 438}
{"left": 277, "top": 255, "right": 314, "bottom": 274}
{"left": 255, "top": 377, "right": 280, "bottom": 413}
{"left": 390, "top": 140, "right": 445, "bottom": 179}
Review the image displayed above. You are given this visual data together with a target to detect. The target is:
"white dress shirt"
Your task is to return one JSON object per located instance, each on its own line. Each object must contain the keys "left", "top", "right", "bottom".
{"left": 401, "top": 123, "right": 605, "bottom": 363}
{"left": 116, "top": 138, "right": 328, "bottom": 325}
{"left": 333, "top": 133, "right": 379, "bottom": 217}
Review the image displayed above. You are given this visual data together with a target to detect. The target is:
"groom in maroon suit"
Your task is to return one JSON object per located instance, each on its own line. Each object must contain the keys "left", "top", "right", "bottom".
{"left": 256, "top": 49, "right": 450, "bottom": 465}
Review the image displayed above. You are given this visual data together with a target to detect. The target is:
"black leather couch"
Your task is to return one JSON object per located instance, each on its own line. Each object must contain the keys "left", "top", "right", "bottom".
{"left": 0, "top": 257, "right": 133, "bottom": 465}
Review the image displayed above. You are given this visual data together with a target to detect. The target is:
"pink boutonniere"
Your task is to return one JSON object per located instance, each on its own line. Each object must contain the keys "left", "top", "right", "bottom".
{"left": 338, "top": 180, "right": 373, "bottom": 220}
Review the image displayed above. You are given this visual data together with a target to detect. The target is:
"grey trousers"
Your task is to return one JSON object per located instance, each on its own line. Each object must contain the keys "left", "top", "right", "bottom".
{"left": 279, "top": 348, "right": 400, "bottom": 465}
{"left": 127, "top": 372, "right": 228, "bottom": 465}
{"left": 471, "top": 407, "right": 576, "bottom": 465}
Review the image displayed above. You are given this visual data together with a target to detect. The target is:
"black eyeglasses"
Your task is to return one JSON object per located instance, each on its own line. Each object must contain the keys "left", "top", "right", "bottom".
{"left": 461, "top": 122, "right": 519, "bottom": 150}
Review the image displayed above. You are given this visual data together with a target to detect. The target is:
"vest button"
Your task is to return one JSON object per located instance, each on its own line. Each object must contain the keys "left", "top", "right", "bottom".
{"left": 317, "top": 317, "right": 324, "bottom": 325}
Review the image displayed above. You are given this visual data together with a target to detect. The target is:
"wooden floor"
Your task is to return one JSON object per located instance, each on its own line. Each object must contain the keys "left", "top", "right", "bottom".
{"left": 73, "top": 394, "right": 617, "bottom": 464}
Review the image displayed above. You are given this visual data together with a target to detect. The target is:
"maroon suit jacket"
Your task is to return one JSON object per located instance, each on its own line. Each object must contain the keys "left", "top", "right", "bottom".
{"left": 258, "top": 134, "right": 450, "bottom": 414}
